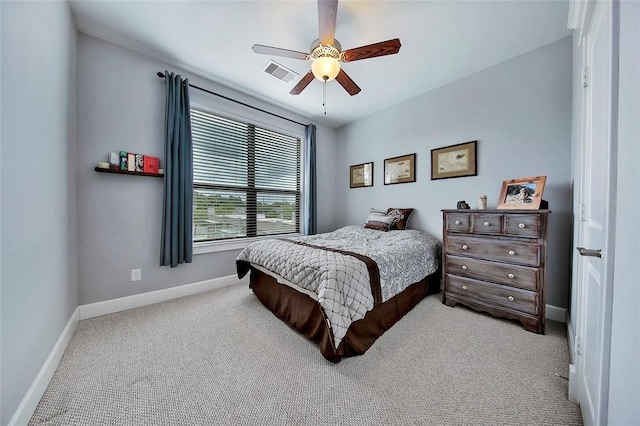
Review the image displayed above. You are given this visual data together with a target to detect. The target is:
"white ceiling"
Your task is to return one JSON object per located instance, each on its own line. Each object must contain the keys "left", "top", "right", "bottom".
{"left": 69, "top": 0, "right": 572, "bottom": 128}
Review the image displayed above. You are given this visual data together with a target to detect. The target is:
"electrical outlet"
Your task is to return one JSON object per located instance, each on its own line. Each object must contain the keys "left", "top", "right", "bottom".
{"left": 131, "top": 269, "right": 142, "bottom": 281}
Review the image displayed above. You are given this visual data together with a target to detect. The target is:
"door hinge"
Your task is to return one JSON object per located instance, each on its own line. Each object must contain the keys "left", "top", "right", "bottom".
{"left": 576, "top": 336, "right": 583, "bottom": 356}
{"left": 580, "top": 203, "right": 587, "bottom": 221}
{"left": 582, "top": 67, "right": 589, "bottom": 88}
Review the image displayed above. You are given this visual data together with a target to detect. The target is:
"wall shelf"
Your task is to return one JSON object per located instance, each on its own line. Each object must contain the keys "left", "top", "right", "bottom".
{"left": 94, "top": 167, "right": 163, "bottom": 178}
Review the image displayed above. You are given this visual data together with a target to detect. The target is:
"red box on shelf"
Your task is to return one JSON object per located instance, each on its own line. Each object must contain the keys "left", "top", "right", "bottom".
{"left": 143, "top": 156, "right": 159, "bottom": 174}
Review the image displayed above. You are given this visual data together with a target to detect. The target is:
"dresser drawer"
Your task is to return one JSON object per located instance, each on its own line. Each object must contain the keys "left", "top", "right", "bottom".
{"left": 446, "top": 212, "right": 471, "bottom": 233}
{"left": 446, "top": 275, "right": 538, "bottom": 315}
{"left": 445, "top": 255, "right": 539, "bottom": 291}
{"left": 471, "top": 213, "right": 503, "bottom": 235}
{"left": 446, "top": 235, "right": 540, "bottom": 267}
{"left": 505, "top": 214, "right": 542, "bottom": 238}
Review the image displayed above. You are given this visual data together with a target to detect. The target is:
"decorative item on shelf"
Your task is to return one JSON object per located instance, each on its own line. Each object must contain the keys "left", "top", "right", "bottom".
{"left": 158, "top": 169, "right": 165, "bottom": 175}
{"left": 96, "top": 161, "right": 109, "bottom": 169}
{"left": 135, "top": 154, "right": 144, "bottom": 173}
{"left": 497, "top": 176, "right": 547, "bottom": 210}
{"left": 109, "top": 152, "right": 120, "bottom": 169}
{"left": 119, "top": 151, "right": 128, "bottom": 170}
{"left": 456, "top": 200, "right": 470, "bottom": 209}
{"left": 431, "top": 140, "right": 477, "bottom": 180}
{"left": 144, "top": 156, "right": 160, "bottom": 174}
{"left": 477, "top": 195, "right": 487, "bottom": 210}
{"left": 127, "top": 153, "right": 136, "bottom": 172}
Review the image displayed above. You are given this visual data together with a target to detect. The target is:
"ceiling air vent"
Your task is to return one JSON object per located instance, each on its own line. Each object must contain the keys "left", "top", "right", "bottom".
{"left": 263, "top": 60, "right": 299, "bottom": 83}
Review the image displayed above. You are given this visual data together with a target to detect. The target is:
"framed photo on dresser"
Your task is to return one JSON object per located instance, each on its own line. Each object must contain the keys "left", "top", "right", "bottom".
{"left": 497, "top": 175, "right": 547, "bottom": 210}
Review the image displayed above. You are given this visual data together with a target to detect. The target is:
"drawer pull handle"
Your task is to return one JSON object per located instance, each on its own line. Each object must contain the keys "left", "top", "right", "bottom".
{"left": 508, "top": 250, "right": 515, "bottom": 256}
{"left": 462, "top": 285, "right": 468, "bottom": 290}
{"left": 508, "top": 273, "right": 515, "bottom": 279}
{"left": 454, "top": 220, "right": 461, "bottom": 225}
{"left": 518, "top": 223, "right": 526, "bottom": 228}
{"left": 461, "top": 265, "right": 468, "bottom": 270}
{"left": 508, "top": 296, "right": 515, "bottom": 302}
{"left": 462, "top": 244, "right": 468, "bottom": 250}
{"left": 483, "top": 221, "right": 490, "bottom": 226}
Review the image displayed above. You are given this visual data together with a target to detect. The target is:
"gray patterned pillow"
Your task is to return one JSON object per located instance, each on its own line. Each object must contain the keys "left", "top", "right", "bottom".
{"left": 364, "top": 210, "right": 394, "bottom": 232}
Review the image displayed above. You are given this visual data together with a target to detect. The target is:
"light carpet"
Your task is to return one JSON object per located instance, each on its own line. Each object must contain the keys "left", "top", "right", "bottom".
{"left": 29, "top": 283, "right": 582, "bottom": 425}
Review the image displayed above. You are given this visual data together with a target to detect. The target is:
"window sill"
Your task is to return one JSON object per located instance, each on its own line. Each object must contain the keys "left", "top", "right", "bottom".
{"left": 193, "top": 233, "right": 302, "bottom": 255}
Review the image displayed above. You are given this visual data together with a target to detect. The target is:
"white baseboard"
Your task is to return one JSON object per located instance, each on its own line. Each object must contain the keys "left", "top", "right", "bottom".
{"left": 567, "top": 318, "right": 576, "bottom": 363}
{"left": 568, "top": 363, "right": 579, "bottom": 403}
{"left": 546, "top": 304, "right": 567, "bottom": 323}
{"left": 79, "top": 274, "right": 247, "bottom": 320}
{"left": 8, "top": 307, "right": 80, "bottom": 426}
{"left": 9, "top": 274, "right": 246, "bottom": 424}
{"left": 566, "top": 318, "right": 579, "bottom": 403}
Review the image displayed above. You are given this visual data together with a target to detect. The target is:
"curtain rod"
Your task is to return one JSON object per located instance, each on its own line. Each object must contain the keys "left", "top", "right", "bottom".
{"left": 157, "top": 72, "right": 308, "bottom": 128}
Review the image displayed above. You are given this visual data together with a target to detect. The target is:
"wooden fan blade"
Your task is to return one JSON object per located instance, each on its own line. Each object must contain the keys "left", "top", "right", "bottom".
{"left": 335, "top": 69, "right": 361, "bottom": 96}
{"left": 318, "top": 0, "right": 338, "bottom": 46}
{"left": 252, "top": 44, "right": 309, "bottom": 60}
{"left": 342, "top": 38, "right": 401, "bottom": 62}
{"left": 290, "top": 71, "right": 315, "bottom": 95}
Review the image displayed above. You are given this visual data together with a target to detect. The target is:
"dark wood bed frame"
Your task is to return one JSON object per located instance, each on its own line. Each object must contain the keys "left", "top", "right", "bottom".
{"left": 248, "top": 266, "right": 441, "bottom": 363}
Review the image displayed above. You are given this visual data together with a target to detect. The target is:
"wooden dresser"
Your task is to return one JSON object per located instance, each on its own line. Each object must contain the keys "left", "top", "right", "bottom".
{"left": 441, "top": 209, "right": 550, "bottom": 333}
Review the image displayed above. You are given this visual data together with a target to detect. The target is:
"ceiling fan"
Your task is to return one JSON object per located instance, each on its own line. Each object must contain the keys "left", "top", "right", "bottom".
{"left": 252, "top": 0, "right": 401, "bottom": 97}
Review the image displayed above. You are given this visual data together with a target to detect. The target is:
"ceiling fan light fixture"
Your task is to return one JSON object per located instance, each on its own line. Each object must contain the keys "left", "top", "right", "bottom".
{"left": 252, "top": 2, "right": 400, "bottom": 97}
{"left": 311, "top": 56, "right": 341, "bottom": 82}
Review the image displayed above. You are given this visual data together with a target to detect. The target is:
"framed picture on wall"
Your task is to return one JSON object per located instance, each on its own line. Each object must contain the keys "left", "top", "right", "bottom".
{"left": 350, "top": 162, "right": 374, "bottom": 188}
{"left": 497, "top": 175, "right": 547, "bottom": 210}
{"left": 384, "top": 153, "right": 416, "bottom": 185}
{"left": 431, "top": 140, "right": 477, "bottom": 180}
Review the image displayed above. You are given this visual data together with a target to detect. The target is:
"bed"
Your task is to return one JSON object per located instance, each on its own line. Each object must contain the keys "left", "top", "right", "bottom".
{"left": 236, "top": 222, "right": 441, "bottom": 363}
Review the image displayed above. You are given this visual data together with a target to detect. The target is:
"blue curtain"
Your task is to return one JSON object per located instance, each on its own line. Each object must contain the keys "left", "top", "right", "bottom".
{"left": 160, "top": 71, "right": 193, "bottom": 267}
{"left": 304, "top": 124, "right": 317, "bottom": 235}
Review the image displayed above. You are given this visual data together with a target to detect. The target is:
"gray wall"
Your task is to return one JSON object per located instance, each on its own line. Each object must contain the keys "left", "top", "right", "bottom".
{"left": 0, "top": 2, "right": 78, "bottom": 425}
{"left": 335, "top": 37, "right": 573, "bottom": 309}
{"left": 77, "top": 34, "right": 337, "bottom": 304}
{"left": 608, "top": 1, "right": 639, "bottom": 422}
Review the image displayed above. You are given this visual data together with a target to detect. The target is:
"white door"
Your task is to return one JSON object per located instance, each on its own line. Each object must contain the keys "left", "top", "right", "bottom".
{"left": 576, "top": 1, "right": 616, "bottom": 425}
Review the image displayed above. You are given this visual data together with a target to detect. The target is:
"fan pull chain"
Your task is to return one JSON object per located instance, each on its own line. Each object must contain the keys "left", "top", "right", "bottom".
{"left": 323, "top": 77, "right": 327, "bottom": 115}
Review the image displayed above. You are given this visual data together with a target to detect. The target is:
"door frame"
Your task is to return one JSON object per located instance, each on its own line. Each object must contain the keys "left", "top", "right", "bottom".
{"left": 567, "top": 1, "right": 619, "bottom": 424}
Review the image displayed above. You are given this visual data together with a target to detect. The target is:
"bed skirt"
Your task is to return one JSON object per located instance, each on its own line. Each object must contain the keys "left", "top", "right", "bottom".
{"left": 248, "top": 266, "right": 441, "bottom": 363}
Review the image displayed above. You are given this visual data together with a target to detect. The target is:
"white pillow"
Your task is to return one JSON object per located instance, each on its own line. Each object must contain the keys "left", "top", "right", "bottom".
{"left": 364, "top": 210, "right": 394, "bottom": 232}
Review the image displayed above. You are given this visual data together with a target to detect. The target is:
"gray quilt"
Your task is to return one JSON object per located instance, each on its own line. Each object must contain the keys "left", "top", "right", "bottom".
{"left": 236, "top": 225, "right": 441, "bottom": 348}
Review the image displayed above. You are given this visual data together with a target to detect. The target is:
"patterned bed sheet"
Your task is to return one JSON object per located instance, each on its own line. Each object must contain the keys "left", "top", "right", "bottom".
{"left": 236, "top": 225, "right": 441, "bottom": 348}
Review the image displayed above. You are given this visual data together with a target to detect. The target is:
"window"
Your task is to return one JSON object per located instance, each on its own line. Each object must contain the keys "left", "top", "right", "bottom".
{"left": 191, "top": 108, "right": 301, "bottom": 243}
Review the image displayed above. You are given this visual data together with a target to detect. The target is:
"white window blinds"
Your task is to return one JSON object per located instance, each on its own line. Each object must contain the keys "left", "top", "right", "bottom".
{"left": 191, "top": 108, "right": 301, "bottom": 242}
